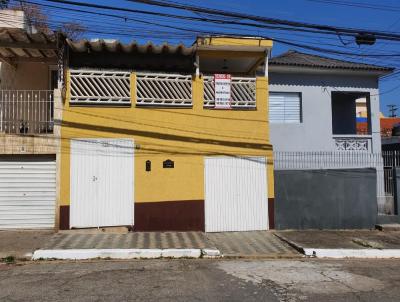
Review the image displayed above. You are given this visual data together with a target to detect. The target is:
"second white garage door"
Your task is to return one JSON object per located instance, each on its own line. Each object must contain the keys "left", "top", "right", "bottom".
{"left": 204, "top": 156, "right": 268, "bottom": 232}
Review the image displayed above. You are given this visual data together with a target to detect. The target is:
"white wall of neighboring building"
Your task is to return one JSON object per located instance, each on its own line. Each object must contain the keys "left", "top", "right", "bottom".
{"left": 0, "top": 10, "right": 27, "bottom": 29}
{"left": 269, "top": 71, "right": 381, "bottom": 153}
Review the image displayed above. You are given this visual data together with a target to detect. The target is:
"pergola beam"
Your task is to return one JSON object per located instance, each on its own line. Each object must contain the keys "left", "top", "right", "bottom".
{"left": 0, "top": 54, "right": 16, "bottom": 69}
{"left": 0, "top": 41, "right": 56, "bottom": 50}
{"left": 14, "top": 56, "right": 57, "bottom": 63}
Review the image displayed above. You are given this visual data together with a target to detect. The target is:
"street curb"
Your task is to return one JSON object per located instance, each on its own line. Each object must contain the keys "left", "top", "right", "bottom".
{"left": 273, "top": 233, "right": 306, "bottom": 254}
{"left": 32, "top": 248, "right": 221, "bottom": 260}
{"left": 303, "top": 248, "right": 400, "bottom": 258}
{"left": 274, "top": 233, "right": 400, "bottom": 259}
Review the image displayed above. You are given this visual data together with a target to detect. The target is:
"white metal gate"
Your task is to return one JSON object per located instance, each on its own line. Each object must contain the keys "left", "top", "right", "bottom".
{"left": 70, "top": 139, "right": 134, "bottom": 228}
{"left": 204, "top": 156, "right": 268, "bottom": 232}
{"left": 0, "top": 157, "right": 56, "bottom": 229}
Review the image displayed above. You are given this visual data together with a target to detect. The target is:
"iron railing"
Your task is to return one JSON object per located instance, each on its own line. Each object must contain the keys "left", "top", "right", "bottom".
{"left": 203, "top": 76, "right": 256, "bottom": 108}
{"left": 69, "top": 69, "right": 131, "bottom": 104}
{"left": 0, "top": 90, "right": 54, "bottom": 134}
{"left": 136, "top": 73, "right": 192, "bottom": 106}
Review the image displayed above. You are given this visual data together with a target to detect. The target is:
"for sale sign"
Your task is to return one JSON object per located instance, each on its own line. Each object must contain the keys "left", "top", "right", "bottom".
{"left": 214, "top": 74, "right": 231, "bottom": 109}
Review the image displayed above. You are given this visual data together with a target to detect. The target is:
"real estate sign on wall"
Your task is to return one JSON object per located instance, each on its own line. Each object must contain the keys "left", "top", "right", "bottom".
{"left": 214, "top": 74, "right": 231, "bottom": 109}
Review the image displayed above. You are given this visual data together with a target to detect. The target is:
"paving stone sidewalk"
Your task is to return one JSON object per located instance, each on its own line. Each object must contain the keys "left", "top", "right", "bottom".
{"left": 206, "top": 231, "right": 300, "bottom": 258}
{"left": 43, "top": 232, "right": 213, "bottom": 250}
{"left": 39, "top": 231, "right": 300, "bottom": 258}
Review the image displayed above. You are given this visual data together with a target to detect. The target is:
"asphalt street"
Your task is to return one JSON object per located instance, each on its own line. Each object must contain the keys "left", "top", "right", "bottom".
{"left": 1, "top": 258, "right": 400, "bottom": 302}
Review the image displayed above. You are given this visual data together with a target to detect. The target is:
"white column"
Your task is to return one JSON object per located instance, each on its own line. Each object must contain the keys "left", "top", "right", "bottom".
{"left": 370, "top": 91, "right": 381, "bottom": 153}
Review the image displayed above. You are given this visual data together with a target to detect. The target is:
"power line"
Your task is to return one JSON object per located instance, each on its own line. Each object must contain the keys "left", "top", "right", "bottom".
{"left": 125, "top": 0, "right": 400, "bottom": 41}
{"left": 13, "top": 0, "right": 400, "bottom": 60}
{"left": 306, "top": 0, "right": 400, "bottom": 13}
{"left": 29, "top": 0, "right": 400, "bottom": 43}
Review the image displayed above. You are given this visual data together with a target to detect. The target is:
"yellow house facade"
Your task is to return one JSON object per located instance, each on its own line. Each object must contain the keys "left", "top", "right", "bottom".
{"left": 58, "top": 36, "right": 274, "bottom": 232}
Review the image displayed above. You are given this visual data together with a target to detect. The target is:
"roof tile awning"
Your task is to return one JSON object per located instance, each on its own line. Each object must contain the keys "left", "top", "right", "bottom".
{"left": 67, "top": 39, "right": 195, "bottom": 56}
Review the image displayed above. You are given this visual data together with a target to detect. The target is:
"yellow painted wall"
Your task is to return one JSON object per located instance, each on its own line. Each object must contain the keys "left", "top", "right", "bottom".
{"left": 198, "top": 37, "right": 273, "bottom": 47}
{"left": 60, "top": 72, "right": 274, "bottom": 206}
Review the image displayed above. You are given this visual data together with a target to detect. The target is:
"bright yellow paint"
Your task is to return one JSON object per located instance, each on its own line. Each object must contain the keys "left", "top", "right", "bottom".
{"left": 59, "top": 72, "right": 274, "bottom": 206}
{"left": 198, "top": 37, "right": 273, "bottom": 48}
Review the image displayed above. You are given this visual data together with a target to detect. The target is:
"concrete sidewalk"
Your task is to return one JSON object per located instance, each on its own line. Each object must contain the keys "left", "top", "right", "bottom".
{"left": 276, "top": 230, "right": 400, "bottom": 258}
{"left": 0, "top": 230, "right": 54, "bottom": 260}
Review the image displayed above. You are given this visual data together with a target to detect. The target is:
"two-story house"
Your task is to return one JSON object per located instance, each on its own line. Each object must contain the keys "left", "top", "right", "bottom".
{"left": 57, "top": 36, "right": 275, "bottom": 232}
{"left": 0, "top": 10, "right": 62, "bottom": 229}
{"left": 268, "top": 50, "right": 393, "bottom": 153}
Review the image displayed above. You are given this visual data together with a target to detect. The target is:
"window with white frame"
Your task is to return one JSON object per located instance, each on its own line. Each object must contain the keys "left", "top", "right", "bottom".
{"left": 269, "top": 92, "right": 302, "bottom": 123}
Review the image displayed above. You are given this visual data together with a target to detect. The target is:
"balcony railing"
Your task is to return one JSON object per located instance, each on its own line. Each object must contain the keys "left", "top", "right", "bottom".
{"left": 68, "top": 69, "right": 258, "bottom": 108}
{"left": 203, "top": 76, "right": 256, "bottom": 108}
{"left": 70, "top": 69, "right": 131, "bottom": 104}
{"left": 136, "top": 73, "right": 192, "bottom": 107}
{"left": 333, "top": 135, "right": 372, "bottom": 152}
{"left": 0, "top": 90, "right": 54, "bottom": 135}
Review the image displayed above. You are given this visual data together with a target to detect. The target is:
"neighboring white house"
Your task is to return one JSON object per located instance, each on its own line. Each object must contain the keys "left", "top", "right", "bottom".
{"left": 268, "top": 50, "right": 393, "bottom": 153}
{"left": 268, "top": 51, "right": 396, "bottom": 217}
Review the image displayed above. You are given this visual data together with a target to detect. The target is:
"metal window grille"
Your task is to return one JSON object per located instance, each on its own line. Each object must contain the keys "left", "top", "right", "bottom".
{"left": 136, "top": 73, "right": 192, "bottom": 106}
{"left": 203, "top": 76, "right": 256, "bottom": 108}
{"left": 69, "top": 69, "right": 131, "bottom": 104}
{"left": 0, "top": 90, "right": 54, "bottom": 134}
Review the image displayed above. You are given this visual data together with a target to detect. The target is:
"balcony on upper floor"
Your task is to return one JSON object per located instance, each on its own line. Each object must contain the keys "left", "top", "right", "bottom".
{"left": 0, "top": 90, "right": 54, "bottom": 135}
{"left": 68, "top": 69, "right": 259, "bottom": 109}
{"left": 331, "top": 91, "right": 378, "bottom": 152}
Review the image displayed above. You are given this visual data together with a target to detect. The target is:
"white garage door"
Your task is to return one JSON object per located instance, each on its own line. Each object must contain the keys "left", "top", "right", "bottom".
{"left": 205, "top": 156, "right": 268, "bottom": 232}
{"left": 0, "top": 157, "right": 56, "bottom": 229}
{"left": 70, "top": 139, "right": 134, "bottom": 228}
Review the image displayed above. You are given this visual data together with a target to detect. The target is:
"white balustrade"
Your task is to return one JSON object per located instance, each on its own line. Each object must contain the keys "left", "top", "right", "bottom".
{"left": 203, "top": 76, "right": 256, "bottom": 108}
{"left": 70, "top": 69, "right": 131, "bottom": 104}
{"left": 333, "top": 135, "right": 372, "bottom": 151}
{"left": 0, "top": 90, "right": 54, "bottom": 134}
{"left": 136, "top": 73, "right": 192, "bottom": 106}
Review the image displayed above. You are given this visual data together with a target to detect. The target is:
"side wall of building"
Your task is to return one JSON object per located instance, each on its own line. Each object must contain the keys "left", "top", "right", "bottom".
{"left": 0, "top": 62, "right": 52, "bottom": 90}
{"left": 269, "top": 72, "right": 381, "bottom": 152}
{"left": 58, "top": 72, "right": 274, "bottom": 230}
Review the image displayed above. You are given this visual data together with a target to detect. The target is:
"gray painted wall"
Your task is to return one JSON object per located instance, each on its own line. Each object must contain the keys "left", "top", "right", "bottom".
{"left": 394, "top": 167, "right": 400, "bottom": 215}
{"left": 274, "top": 168, "right": 377, "bottom": 229}
{"left": 269, "top": 72, "right": 381, "bottom": 152}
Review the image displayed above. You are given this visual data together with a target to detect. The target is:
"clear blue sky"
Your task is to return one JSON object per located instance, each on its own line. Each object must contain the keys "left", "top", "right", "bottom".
{"left": 36, "top": 0, "right": 400, "bottom": 115}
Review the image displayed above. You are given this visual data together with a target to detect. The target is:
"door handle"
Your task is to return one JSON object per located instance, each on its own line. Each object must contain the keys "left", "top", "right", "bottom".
{"left": 92, "top": 176, "right": 98, "bottom": 181}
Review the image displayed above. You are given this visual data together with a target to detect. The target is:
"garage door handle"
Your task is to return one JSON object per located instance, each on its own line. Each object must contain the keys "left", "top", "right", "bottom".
{"left": 92, "top": 176, "right": 98, "bottom": 181}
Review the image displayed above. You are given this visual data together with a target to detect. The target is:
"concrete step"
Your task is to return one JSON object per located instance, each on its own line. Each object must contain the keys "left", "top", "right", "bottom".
{"left": 376, "top": 224, "right": 400, "bottom": 231}
{"left": 58, "top": 226, "right": 130, "bottom": 234}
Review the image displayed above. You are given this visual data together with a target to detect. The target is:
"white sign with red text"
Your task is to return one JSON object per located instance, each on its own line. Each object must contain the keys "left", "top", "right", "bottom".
{"left": 214, "top": 74, "right": 231, "bottom": 109}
